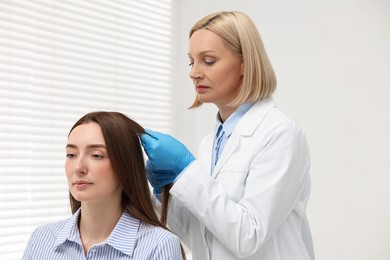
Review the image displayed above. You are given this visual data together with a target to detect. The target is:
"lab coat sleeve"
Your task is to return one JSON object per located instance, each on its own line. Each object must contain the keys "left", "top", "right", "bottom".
{"left": 150, "top": 189, "right": 192, "bottom": 247}
{"left": 165, "top": 196, "right": 192, "bottom": 248}
{"left": 169, "top": 120, "right": 311, "bottom": 258}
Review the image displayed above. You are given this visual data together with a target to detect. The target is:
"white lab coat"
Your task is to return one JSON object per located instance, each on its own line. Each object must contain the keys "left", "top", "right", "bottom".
{"left": 168, "top": 98, "right": 315, "bottom": 260}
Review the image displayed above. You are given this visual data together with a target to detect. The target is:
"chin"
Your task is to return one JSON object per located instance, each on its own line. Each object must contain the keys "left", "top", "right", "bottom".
{"left": 197, "top": 97, "right": 213, "bottom": 104}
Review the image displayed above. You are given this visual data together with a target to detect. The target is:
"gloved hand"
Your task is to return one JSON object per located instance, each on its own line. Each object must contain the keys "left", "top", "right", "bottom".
{"left": 140, "top": 129, "right": 195, "bottom": 193}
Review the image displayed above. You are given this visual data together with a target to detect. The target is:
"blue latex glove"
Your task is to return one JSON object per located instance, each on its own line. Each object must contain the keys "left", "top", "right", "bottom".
{"left": 140, "top": 129, "right": 195, "bottom": 193}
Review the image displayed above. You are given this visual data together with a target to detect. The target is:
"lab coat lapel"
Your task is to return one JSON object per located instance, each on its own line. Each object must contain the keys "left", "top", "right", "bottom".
{"left": 212, "top": 133, "right": 239, "bottom": 178}
{"left": 212, "top": 98, "right": 276, "bottom": 179}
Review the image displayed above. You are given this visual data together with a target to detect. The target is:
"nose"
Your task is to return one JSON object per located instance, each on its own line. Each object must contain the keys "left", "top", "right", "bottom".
{"left": 75, "top": 156, "right": 87, "bottom": 176}
{"left": 189, "top": 63, "right": 203, "bottom": 80}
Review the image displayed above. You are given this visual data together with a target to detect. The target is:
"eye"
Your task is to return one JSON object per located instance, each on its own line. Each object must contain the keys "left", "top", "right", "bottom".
{"left": 91, "top": 154, "right": 103, "bottom": 159}
{"left": 204, "top": 60, "right": 215, "bottom": 65}
{"left": 66, "top": 153, "right": 76, "bottom": 158}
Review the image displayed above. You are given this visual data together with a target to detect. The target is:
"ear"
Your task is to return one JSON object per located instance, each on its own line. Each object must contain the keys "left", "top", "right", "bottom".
{"left": 240, "top": 61, "right": 244, "bottom": 75}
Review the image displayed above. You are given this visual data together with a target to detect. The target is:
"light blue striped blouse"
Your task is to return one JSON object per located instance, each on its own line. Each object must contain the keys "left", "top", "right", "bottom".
{"left": 22, "top": 208, "right": 182, "bottom": 260}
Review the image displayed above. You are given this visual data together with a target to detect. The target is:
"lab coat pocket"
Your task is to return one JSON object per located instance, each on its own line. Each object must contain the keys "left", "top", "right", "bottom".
{"left": 217, "top": 161, "right": 249, "bottom": 201}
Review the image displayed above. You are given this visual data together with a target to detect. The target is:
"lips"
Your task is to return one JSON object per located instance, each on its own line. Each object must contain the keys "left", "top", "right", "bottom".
{"left": 73, "top": 180, "right": 93, "bottom": 189}
{"left": 196, "top": 85, "right": 210, "bottom": 93}
{"left": 74, "top": 180, "right": 92, "bottom": 185}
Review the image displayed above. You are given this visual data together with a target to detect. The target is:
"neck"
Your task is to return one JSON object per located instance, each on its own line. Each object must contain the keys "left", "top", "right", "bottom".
{"left": 79, "top": 200, "right": 123, "bottom": 254}
{"left": 217, "top": 105, "right": 238, "bottom": 123}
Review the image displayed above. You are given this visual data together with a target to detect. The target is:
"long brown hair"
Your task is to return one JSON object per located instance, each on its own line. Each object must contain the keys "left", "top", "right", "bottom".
{"left": 68, "top": 111, "right": 185, "bottom": 259}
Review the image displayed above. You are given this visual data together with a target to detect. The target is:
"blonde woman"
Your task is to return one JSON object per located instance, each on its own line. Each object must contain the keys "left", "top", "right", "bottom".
{"left": 141, "top": 11, "right": 315, "bottom": 260}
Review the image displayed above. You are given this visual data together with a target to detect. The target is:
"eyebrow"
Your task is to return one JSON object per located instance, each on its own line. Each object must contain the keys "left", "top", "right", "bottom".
{"left": 188, "top": 50, "right": 217, "bottom": 57}
{"left": 66, "top": 144, "right": 107, "bottom": 149}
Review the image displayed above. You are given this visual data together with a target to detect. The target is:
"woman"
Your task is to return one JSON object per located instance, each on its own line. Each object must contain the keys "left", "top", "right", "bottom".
{"left": 141, "top": 11, "right": 315, "bottom": 260}
{"left": 23, "top": 112, "right": 184, "bottom": 259}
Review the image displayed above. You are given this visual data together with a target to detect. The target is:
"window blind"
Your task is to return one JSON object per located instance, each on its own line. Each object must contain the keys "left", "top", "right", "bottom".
{"left": 0, "top": 0, "right": 174, "bottom": 259}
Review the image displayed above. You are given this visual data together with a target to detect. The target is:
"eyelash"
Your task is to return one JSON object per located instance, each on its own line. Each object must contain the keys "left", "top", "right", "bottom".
{"left": 188, "top": 61, "right": 215, "bottom": 67}
{"left": 65, "top": 153, "right": 103, "bottom": 159}
{"left": 66, "top": 153, "right": 75, "bottom": 158}
{"left": 91, "top": 154, "right": 103, "bottom": 159}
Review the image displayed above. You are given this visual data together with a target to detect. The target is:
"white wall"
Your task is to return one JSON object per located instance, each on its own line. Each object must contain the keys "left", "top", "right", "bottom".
{"left": 174, "top": 1, "right": 390, "bottom": 259}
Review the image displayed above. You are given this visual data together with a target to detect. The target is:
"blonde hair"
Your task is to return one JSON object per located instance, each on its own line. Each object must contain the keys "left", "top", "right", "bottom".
{"left": 189, "top": 11, "right": 277, "bottom": 108}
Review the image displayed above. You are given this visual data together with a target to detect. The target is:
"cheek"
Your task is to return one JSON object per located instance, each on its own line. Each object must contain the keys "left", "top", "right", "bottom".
{"left": 227, "top": 63, "right": 243, "bottom": 79}
{"left": 217, "top": 71, "right": 242, "bottom": 93}
{"left": 101, "top": 164, "right": 118, "bottom": 182}
{"left": 65, "top": 161, "right": 74, "bottom": 180}
{"left": 229, "top": 68, "right": 243, "bottom": 87}
{"left": 217, "top": 63, "right": 242, "bottom": 84}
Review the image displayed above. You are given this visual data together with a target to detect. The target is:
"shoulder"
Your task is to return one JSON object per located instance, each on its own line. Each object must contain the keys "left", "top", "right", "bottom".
{"left": 135, "top": 223, "right": 182, "bottom": 259}
{"left": 265, "top": 107, "right": 302, "bottom": 131}
{"left": 138, "top": 223, "right": 179, "bottom": 243}
{"left": 240, "top": 102, "right": 309, "bottom": 156}
{"left": 234, "top": 98, "right": 303, "bottom": 137}
{"left": 258, "top": 107, "right": 308, "bottom": 151}
{"left": 30, "top": 218, "right": 69, "bottom": 240}
{"left": 246, "top": 99, "right": 304, "bottom": 137}
{"left": 23, "top": 218, "right": 71, "bottom": 259}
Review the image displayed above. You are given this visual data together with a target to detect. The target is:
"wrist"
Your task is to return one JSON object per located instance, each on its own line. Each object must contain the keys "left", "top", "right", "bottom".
{"left": 153, "top": 187, "right": 162, "bottom": 196}
{"left": 176, "top": 154, "right": 195, "bottom": 174}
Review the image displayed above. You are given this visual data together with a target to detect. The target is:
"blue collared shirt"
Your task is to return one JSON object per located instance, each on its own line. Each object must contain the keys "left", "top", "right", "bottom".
{"left": 22, "top": 208, "right": 182, "bottom": 260}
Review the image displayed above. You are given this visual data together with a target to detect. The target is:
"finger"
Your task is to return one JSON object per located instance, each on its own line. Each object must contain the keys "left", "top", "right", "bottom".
{"left": 145, "top": 129, "right": 172, "bottom": 141}
{"left": 144, "top": 128, "right": 160, "bottom": 139}
{"left": 149, "top": 170, "right": 175, "bottom": 181}
{"left": 140, "top": 132, "right": 156, "bottom": 150}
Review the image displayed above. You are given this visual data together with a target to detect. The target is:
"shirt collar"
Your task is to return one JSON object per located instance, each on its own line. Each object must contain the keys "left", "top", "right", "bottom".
{"left": 54, "top": 208, "right": 82, "bottom": 249}
{"left": 105, "top": 212, "right": 140, "bottom": 256}
{"left": 53, "top": 209, "right": 140, "bottom": 257}
{"left": 216, "top": 102, "right": 254, "bottom": 137}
